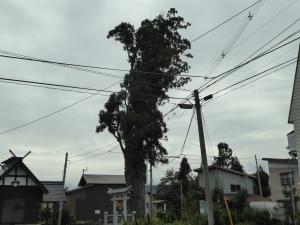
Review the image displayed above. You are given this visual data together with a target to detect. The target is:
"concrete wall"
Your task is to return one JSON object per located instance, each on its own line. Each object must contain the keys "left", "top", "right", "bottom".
{"left": 198, "top": 169, "right": 254, "bottom": 194}
{"left": 268, "top": 161, "right": 300, "bottom": 202}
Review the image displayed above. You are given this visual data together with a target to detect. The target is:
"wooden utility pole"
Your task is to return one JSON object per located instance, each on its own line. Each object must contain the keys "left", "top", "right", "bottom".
{"left": 194, "top": 90, "right": 214, "bottom": 225}
{"left": 58, "top": 152, "right": 68, "bottom": 225}
{"left": 255, "top": 155, "right": 263, "bottom": 197}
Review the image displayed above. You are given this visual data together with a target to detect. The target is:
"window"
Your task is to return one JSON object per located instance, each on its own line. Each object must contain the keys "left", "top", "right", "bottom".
{"left": 230, "top": 184, "right": 241, "bottom": 193}
{"left": 280, "top": 172, "right": 294, "bottom": 186}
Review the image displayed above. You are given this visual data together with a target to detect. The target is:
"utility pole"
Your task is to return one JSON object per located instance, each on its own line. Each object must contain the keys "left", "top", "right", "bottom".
{"left": 62, "top": 152, "right": 68, "bottom": 184}
{"left": 194, "top": 90, "right": 214, "bottom": 225}
{"left": 58, "top": 152, "right": 68, "bottom": 225}
{"left": 255, "top": 155, "right": 263, "bottom": 197}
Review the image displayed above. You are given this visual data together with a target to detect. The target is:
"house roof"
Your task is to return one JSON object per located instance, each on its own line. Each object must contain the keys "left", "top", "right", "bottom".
{"left": 262, "top": 158, "right": 298, "bottom": 165}
{"left": 288, "top": 45, "right": 300, "bottom": 124}
{"left": 194, "top": 165, "right": 256, "bottom": 179}
{"left": 107, "top": 185, "right": 132, "bottom": 195}
{"left": 78, "top": 174, "right": 126, "bottom": 186}
{"left": 224, "top": 193, "right": 272, "bottom": 203}
{"left": 287, "top": 130, "right": 295, "bottom": 135}
{"left": 42, "top": 181, "right": 66, "bottom": 202}
{"left": 66, "top": 184, "right": 95, "bottom": 194}
{"left": 0, "top": 156, "right": 48, "bottom": 193}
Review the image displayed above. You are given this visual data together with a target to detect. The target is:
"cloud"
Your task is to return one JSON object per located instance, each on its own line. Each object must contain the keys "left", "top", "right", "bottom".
{"left": 0, "top": 0, "right": 298, "bottom": 187}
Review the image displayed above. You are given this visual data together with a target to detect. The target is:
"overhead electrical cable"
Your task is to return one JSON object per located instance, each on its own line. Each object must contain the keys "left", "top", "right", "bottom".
{"left": 210, "top": 59, "right": 297, "bottom": 102}
{"left": 212, "top": 57, "right": 297, "bottom": 96}
{"left": 197, "top": 31, "right": 300, "bottom": 94}
{"left": 69, "top": 144, "right": 119, "bottom": 164}
{"left": 0, "top": 76, "right": 187, "bottom": 100}
{"left": 70, "top": 142, "right": 117, "bottom": 158}
{"left": 0, "top": 80, "right": 121, "bottom": 135}
{"left": 196, "top": 18, "right": 300, "bottom": 94}
{"left": 191, "top": 0, "right": 263, "bottom": 43}
{"left": 203, "top": 0, "right": 264, "bottom": 76}
{"left": 232, "top": 0, "right": 300, "bottom": 51}
{"left": 0, "top": 52, "right": 211, "bottom": 79}
{"left": 0, "top": 50, "right": 121, "bottom": 78}
{"left": 0, "top": 80, "right": 111, "bottom": 96}
{"left": 179, "top": 108, "right": 195, "bottom": 156}
{"left": 180, "top": 34, "right": 300, "bottom": 105}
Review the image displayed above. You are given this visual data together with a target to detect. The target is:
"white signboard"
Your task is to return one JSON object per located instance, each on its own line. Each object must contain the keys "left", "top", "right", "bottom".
{"left": 95, "top": 209, "right": 101, "bottom": 215}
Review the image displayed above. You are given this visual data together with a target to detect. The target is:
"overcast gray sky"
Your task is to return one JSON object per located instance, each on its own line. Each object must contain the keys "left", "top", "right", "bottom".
{"left": 0, "top": 0, "right": 299, "bottom": 188}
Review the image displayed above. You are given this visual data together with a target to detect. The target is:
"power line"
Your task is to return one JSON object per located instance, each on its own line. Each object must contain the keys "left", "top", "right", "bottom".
{"left": 70, "top": 142, "right": 117, "bottom": 158}
{"left": 0, "top": 50, "right": 121, "bottom": 79}
{"left": 0, "top": 80, "right": 111, "bottom": 96}
{"left": 196, "top": 18, "right": 300, "bottom": 94}
{"left": 191, "top": 0, "right": 263, "bottom": 43}
{"left": 232, "top": 0, "right": 299, "bottom": 51}
{"left": 69, "top": 144, "right": 119, "bottom": 164}
{"left": 203, "top": 1, "right": 264, "bottom": 76}
{"left": 0, "top": 53, "right": 212, "bottom": 79}
{"left": 211, "top": 59, "right": 297, "bottom": 102}
{"left": 0, "top": 75, "right": 187, "bottom": 100}
{"left": 155, "top": 33, "right": 300, "bottom": 136}
{"left": 0, "top": 76, "right": 116, "bottom": 94}
{"left": 179, "top": 108, "right": 195, "bottom": 156}
{"left": 212, "top": 57, "right": 297, "bottom": 96}
{"left": 0, "top": 80, "right": 121, "bottom": 135}
{"left": 198, "top": 32, "right": 300, "bottom": 94}
{"left": 180, "top": 33, "right": 300, "bottom": 105}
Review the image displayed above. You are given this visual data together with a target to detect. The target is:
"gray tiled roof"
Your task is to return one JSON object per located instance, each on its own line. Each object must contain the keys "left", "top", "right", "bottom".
{"left": 42, "top": 181, "right": 66, "bottom": 202}
{"left": 79, "top": 174, "right": 125, "bottom": 186}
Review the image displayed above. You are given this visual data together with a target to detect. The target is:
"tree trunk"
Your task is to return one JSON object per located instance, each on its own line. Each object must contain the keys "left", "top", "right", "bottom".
{"left": 124, "top": 151, "right": 146, "bottom": 217}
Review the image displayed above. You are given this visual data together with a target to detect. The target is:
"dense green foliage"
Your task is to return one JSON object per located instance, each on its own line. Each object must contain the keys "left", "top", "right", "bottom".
{"left": 253, "top": 165, "right": 271, "bottom": 197}
{"left": 288, "top": 149, "right": 297, "bottom": 159}
{"left": 96, "top": 8, "right": 192, "bottom": 216}
{"left": 230, "top": 156, "right": 244, "bottom": 173}
{"left": 178, "top": 157, "right": 191, "bottom": 192}
{"left": 213, "top": 143, "right": 233, "bottom": 168}
{"left": 213, "top": 142, "right": 244, "bottom": 173}
{"left": 156, "top": 162, "right": 203, "bottom": 220}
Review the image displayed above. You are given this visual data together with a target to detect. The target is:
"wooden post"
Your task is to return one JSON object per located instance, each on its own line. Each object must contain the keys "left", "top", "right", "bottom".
{"left": 113, "top": 199, "right": 117, "bottom": 225}
{"left": 58, "top": 152, "right": 68, "bottom": 225}
{"left": 104, "top": 212, "right": 108, "bottom": 225}
{"left": 123, "top": 194, "right": 127, "bottom": 221}
{"left": 224, "top": 197, "right": 233, "bottom": 225}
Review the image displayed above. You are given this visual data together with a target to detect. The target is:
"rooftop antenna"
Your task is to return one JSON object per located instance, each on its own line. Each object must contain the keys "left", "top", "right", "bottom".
{"left": 82, "top": 167, "right": 88, "bottom": 174}
{"left": 9, "top": 149, "right": 16, "bottom": 157}
{"left": 248, "top": 11, "right": 253, "bottom": 20}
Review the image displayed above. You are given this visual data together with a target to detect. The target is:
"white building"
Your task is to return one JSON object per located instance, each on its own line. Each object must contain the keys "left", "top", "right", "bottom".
{"left": 262, "top": 158, "right": 300, "bottom": 209}
{"left": 194, "top": 165, "right": 255, "bottom": 194}
{"left": 288, "top": 46, "right": 300, "bottom": 176}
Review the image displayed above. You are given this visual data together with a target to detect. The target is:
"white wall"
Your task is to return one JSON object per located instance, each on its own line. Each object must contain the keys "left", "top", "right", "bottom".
{"left": 198, "top": 169, "right": 254, "bottom": 194}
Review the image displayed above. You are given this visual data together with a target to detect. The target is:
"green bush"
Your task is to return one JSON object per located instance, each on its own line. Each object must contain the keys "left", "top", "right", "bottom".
{"left": 183, "top": 213, "right": 207, "bottom": 225}
{"left": 239, "top": 208, "right": 281, "bottom": 225}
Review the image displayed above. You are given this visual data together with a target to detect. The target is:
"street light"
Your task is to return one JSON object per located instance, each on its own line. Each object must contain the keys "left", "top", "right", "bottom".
{"left": 179, "top": 91, "right": 214, "bottom": 225}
